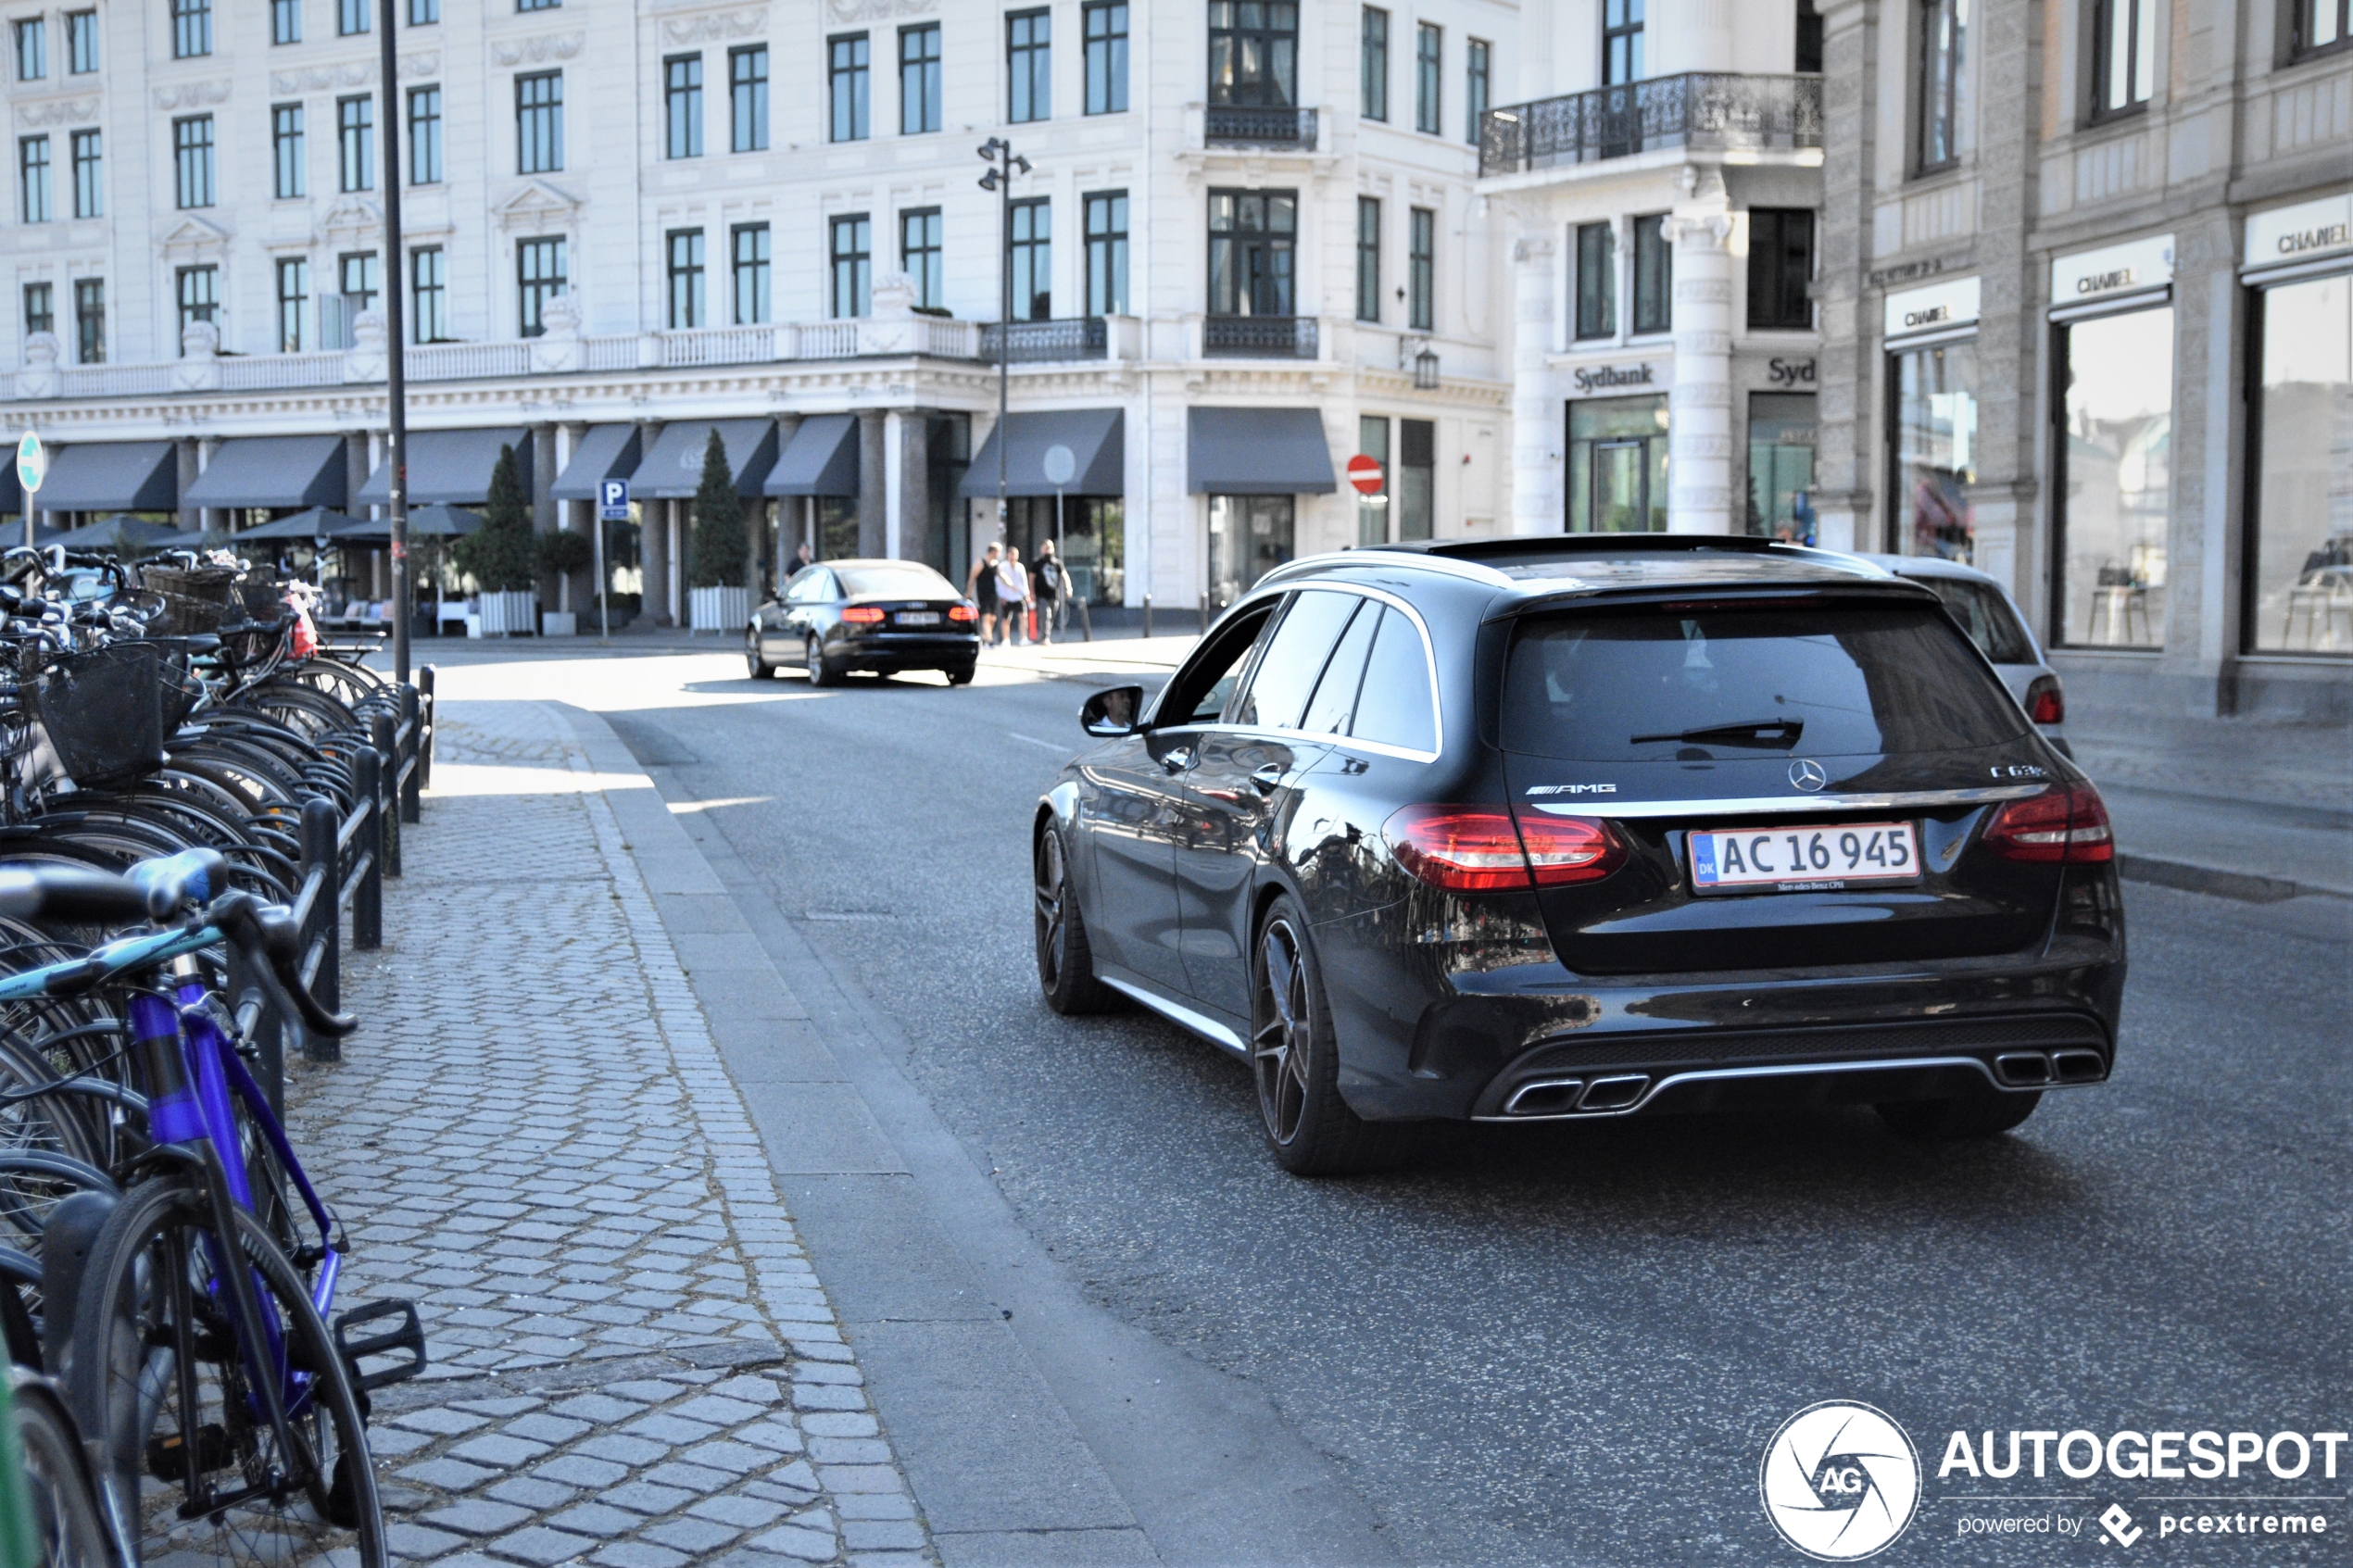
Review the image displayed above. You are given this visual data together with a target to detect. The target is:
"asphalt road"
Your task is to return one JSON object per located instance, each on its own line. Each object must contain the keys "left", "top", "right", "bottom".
{"left": 446, "top": 645, "right": 2351, "bottom": 1566}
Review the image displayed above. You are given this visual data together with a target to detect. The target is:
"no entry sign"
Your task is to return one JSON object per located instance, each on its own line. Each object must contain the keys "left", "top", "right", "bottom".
{"left": 1346, "top": 453, "right": 1384, "bottom": 495}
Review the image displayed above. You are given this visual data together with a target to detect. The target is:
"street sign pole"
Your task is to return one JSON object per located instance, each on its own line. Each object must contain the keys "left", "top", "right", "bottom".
{"left": 596, "top": 480, "right": 630, "bottom": 644}
{"left": 15, "top": 433, "right": 44, "bottom": 552}
{"left": 1041, "top": 443, "right": 1077, "bottom": 645}
{"left": 378, "top": 0, "right": 410, "bottom": 684}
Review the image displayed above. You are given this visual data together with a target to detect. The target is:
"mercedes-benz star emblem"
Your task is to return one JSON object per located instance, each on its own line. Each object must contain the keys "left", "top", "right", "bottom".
{"left": 1788, "top": 759, "right": 1829, "bottom": 793}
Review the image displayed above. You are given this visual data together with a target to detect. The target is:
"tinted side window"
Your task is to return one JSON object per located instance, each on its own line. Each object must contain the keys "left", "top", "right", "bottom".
{"left": 1232, "top": 591, "right": 1359, "bottom": 730}
{"left": 786, "top": 569, "right": 836, "bottom": 603}
{"left": 1299, "top": 597, "right": 1378, "bottom": 735}
{"left": 1348, "top": 607, "right": 1439, "bottom": 754}
{"left": 1917, "top": 577, "right": 2035, "bottom": 665}
{"left": 1161, "top": 607, "right": 1275, "bottom": 726}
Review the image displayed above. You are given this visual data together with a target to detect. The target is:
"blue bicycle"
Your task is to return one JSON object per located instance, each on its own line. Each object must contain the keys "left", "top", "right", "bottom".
{"left": 0, "top": 849, "right": 422, "bottom": 1568}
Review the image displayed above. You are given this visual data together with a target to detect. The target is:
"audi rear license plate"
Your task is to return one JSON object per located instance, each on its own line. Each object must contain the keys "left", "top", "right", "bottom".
{"left": 1688, "top": 822, "right": 1921, "bottom": 894}
{"left": 897, "top": 610, "right": 942, "bottom": 626}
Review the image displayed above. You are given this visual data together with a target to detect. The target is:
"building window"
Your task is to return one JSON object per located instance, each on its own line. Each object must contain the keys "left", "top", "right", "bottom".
{"left": 1356, "top": 417, "right": 1389, "bottom": 546}
{"left": 66, "top": 10, "right": 96, "bottom": 71}
{"left": 2247, "top": 271, "right": 2352, "bottom": 652}
{"left": 731, "top": 45, "right": 770, "bottom": 149}
{"left": 269, "top": 106, "right": 305, "bottom": 200}
{"left": 1575, "top": 221, "right": 1617, "bottom": 339}
{"left": 19, "top": 135, "right": 52, "bottom": 223}
{"left": 1361, "top": 7, "right": 1388, "bottom": 121}
{"left": 1415, "top": 23, "right": 1441, "bottom": 134}
{"left": 1603, "top": 0, "right": 1643, "bottom": 84}
{"left": 516, "top": 71, "right": 563, "bottom": 172}
{"left": 337, "top": 95, "right": 374, "bottom": 192}
{"left": 176, "top": 265, "right": 218, "bottom": 345}
{"left": 1009, "top": 198, "right": 1051, "bottom": 320}
{"left": 271, "top": 0, "right": 300, "bottom": 42}
{"left": 1917, "top": 0, "right": 1966, "bottom": 169}
{"left": 1209, "top": 0, "right": 1298, "bottom": 107}
{"left": 2056, "top": 305, "right": 2172, "bottom": 646}
{"left": 2294, "top": 0, "right": 2352, "bottom": 57}
{"left": 171, "top": 0, "right": 209, "bottom": 57}
{"left": 517, "top": 0, "right": 559, "bottom": 9}
{"left": 1568, "top": 395, "right": 1668, "bottom": 532}
{"left": 172, "top": 117, "right": 215, "bottom": 207}
{"left": 1796, "top": 0, "right": 1824, "bottom": 71}
{"left": 732, "top": 222, "right": 772, "bottom": 323}
{"left": 2092, "top": 0, "right": 2153, "bottom": 118}
{"left": 275, "top": 257, "right": 308, "bottom": 352}
{"left": 1408, "top": 207, "right": 1435, "bottom": 330}
{"left": 409, "top": 87, "right": 442, "bottom": 183}
{"left": 339, "top": 0, "right": 369, "bottom": 33}
{"left": 1009, "top": 10, "right": 1050, "bottom": 123}
{"left": 69, "top": 131, "right": 99, "bottom": 219}
{"left": 1397, "top": 419, "right": 1434, "bottom": 542}
{"left": 409, "top": 0, "right": 437, "bottom": 22}
{"left": 1749, "top": 393, "right": 1818, "bottom": 541}
{"left": 1890, "top": 339, "right": 1976, "bottom": 558}
{"left": 1747, "top": 208, "right": 1814, "bottom": 331}
{"left": 22, "top": 282, "right": 51, "bottom": 340}
{"left": 830, "top": 214, "right": 871, "bottom": 317}
{"left": 73, "top": 278, "right": 103, "bottom": 363}
{"left": 1084, "top": 190, "right": 1127, "bottom": 315}
{"left": 898, "top": 27, "right": 937, "bottom": 135}
{"left": 829, "top": 35, "right": 869, "bottom": 142}
{"left": 665, "top": 55, "right": 703, "bottom": 158}
{"left": 900, "top": 208, "right": 942, "bottom": 310}
{"left": 1465, "top": 38, "right": 1490, "bottom": 143}
{"left": 1355, "top": 196, "right": 1381, "bottom": 321}
{"left": 517, "top": 236, "right": 565, "bottom": 337}
{"left": 1084, "top": 1, "right": 1127, "bottom": 114}
{"left": 667, "top": 229, "right": 706, "bottom": 329}
{"left": 1207, "top": 188, "right": 1296, "bottom": 315}
{"left": 409, "top": 246, "right": 445, "bottom": 343}
{"left": 339, "top": 250, "right": 380, "bottom": 316}
{"left": 15, "top": 18, "right": 44, "bottom": 81}
{"left": 1631, "top": 213, "right": 1670, "bottom": 333}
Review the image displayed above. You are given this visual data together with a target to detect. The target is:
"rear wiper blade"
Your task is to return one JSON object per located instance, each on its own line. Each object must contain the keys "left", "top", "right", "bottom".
{"left": 1630, "top": 719, "right": 1806, "bottom": 748}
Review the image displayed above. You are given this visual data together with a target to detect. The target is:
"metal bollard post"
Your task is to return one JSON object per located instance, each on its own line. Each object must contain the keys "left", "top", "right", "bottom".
{"left": 1142, "top": 594, "right": 1151, "bottom": 641}
{"left": 299, "top": 796, "right": 341, "bottom": 1063}
{"left": 370, "top": 709, "right": 402, "bottom": 880}
{"left": 418, "top": 665, "right": 436, "bottom": 790}
{"left": 398, "top": 682, "right": 422, "bottom": 824}
{"left": 353, "top": 746, "right": 384, "bottom": 951}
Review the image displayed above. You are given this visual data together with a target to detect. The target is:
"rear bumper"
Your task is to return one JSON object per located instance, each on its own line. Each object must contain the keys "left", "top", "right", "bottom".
{"left": 835, "top": 633, "right": 978, "bottom": 668}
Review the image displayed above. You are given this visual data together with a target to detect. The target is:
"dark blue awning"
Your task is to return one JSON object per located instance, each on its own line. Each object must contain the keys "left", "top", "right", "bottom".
{"left": 765, "top": 415, "right": 862, "bottom": 497}
{"left": 182, "top": 435, "right": 346, "bottom": 509}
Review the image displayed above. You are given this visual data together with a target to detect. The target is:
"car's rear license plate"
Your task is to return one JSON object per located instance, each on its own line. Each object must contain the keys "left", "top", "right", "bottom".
{"left": 1688, "top": 821, "right": 1920, "bottom": 893}
{"left": 897, "top": 611, "right": 942, "bottom": 626}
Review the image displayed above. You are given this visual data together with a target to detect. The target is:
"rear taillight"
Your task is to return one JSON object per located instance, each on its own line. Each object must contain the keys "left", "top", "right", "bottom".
{"left": 2025, "top": 673, "right": 2065, "bottom": 725}
{"left": 841, "top": 606, "right": 885, "bottom": 624}
{"left": 949, "top": 603, "right": 976, "bottom": 622}
{"left": 1982, "top": 782, "right": 2112, "bottom": 864}
{"left": 1382, "top": 806, "right": 1623, "bottom": 892}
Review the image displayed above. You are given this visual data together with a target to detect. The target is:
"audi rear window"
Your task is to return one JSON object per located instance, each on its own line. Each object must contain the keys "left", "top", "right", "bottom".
{"left": 1500, "top": 603, "right": 2030, "bottom": 761}
{"left": 834, "top": 564, "right": 959, "bottom": 598}
{"left": 1907, "top": 576, "right": 2037, "bottom": 665}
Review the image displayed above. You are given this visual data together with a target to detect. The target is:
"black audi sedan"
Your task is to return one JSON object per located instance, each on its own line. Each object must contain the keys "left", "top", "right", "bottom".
{"left": 747, "top": 558, "right": 980, "bottom": 685}
{"left": 1034, "top": 535, "right": 2125, "bottom": 1174}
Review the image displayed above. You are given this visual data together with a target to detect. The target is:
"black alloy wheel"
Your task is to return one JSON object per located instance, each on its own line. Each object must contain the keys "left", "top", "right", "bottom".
{"left": 946, "top": 661, "right": 976, "bottom": 686}
{"left": 745, "top": 630, "right": 774, "bottom": 680}
{"left": 1034, "top": 827, "right": 1112, "bottom": 1013}
{"left": 807, "top": 635, "right": 844, "bottom": 687}
{"left": 1250, "top": 896, "right": 1412, "bottom": 1175}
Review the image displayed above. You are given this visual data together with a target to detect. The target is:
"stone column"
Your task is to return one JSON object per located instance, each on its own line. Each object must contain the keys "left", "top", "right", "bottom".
{"left": 1664, "top": 165, "right": 1736, "bottom": 534}
{"left": 176, "top": 439, "right": 203, "bottom": 533}
{"left": 883, "top": 411, "right": 906, "bottom": 560}
{"left": 529, "top": 423, "right": 558, "bottom": 613}
{"left": 1507, "top": 221, "right": 1560, "bottom": 535}
{"left": 856, "top": 410, "right": 888, "bottom": 558}
{"left": 1808, "top": 0, "right": 1879, "bottom": 554}
{"left": 636, "top": 422, "right": 666, "bottom": 624}
{"left": 767, "top": 413, "right": 800, "bottom": 594}
{"left": 558, "top": 421, "right": 588, "bottom": 613}
{"left": 900, "top": 414, "right": 931, "bottom": 567}
{"left": 669, "top": 501, "right": 685, "bottom": 627}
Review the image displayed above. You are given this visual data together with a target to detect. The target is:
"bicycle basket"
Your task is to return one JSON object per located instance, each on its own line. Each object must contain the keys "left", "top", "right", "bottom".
{"left": 132, "top": 637, "right": 208, "bottom": 733}
{"left": 235, "top": 581, "right": 292, "bottom": 623}
{"left": 138, "top": 566, "right": 238, "bottom": 636}
{"left": 26, "top": 644, "right": 165, "bottom": 789}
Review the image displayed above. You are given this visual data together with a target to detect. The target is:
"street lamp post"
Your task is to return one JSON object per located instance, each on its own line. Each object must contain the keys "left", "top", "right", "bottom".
{"left": 976, "top": 138, "right": 1031, "bottom": 554}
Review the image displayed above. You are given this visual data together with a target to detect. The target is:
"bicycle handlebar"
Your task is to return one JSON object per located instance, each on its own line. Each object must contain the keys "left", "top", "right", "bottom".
{"left": 207, "top": 889, "right": 358, "bottom": 1037}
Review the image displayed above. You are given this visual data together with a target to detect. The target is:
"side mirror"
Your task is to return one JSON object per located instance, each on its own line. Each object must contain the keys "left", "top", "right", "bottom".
{"left": 1079, "top": 684, "right": 1144, "bottom": 738}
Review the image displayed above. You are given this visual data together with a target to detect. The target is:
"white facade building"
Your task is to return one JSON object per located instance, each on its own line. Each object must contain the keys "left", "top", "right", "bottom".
{"left": 0, "top": 0, "right": 1522, "bottom": 622}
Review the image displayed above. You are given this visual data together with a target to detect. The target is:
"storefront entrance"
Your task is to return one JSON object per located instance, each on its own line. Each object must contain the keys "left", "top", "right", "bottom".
{"left": 1006, "top": 495, "right": 1125, "bottom": 605}
{"left": 1567, "top": 395, "right": 1667, "bottom": 533}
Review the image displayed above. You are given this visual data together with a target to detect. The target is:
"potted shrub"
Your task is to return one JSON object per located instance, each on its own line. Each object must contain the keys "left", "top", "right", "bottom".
{"left": 536, "top": 527, "right": 593, "bottom": 636}
{"left": 452, "top": 445, "right": 540, "bottom": 635}
{"left": 686, "top": 429, "right": 751, "bottom": 633}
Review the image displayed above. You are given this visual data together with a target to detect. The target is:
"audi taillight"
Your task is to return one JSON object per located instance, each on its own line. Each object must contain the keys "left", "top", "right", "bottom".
{"left": 1382, "top": 806, "right": 1623, "bottom": 892}
{"left": 949, "top": 603, "right": 977, "bottom": 622}
{"left": 2025, "top": 673, "right": 2065, "bottom": 725}
{"left": 1982, "top": 782, "right": 2112, "bottom": 864}
{"left": 840, "top": 606, "right": 886, "bottom": 624}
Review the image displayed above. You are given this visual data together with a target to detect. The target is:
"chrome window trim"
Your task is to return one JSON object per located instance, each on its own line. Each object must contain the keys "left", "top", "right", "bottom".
{"left": 1523, "top": 783, "right": 2047, "bottom": 819}
{"left": 1219, "top": 581, "right": 1446, "bottom": 763}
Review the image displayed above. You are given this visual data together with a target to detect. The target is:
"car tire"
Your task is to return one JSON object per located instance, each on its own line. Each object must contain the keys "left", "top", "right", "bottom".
{"left": 1877, "top": 1090, "right": 2043, "bottom": 1140}
{"left": 808, "top": 635, "right": 845, "bottom": 687}
{"left": 745, "top": 631, "right": 775, "bottom": 680}
{"left": 1252, "top": 896, "right": 1414, "bottom": 1176}
{"left": 945, "top": 661, "right": 976, "bottom": 686}
{"left": 1034, "top": 825, "right": 1114, "bottom": 1015}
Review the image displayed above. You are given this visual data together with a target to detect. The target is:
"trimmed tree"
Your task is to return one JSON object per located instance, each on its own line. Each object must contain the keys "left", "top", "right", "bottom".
{"left": 452, "top": 443, "right": 537, "bottom": 593}
{"left": 687, "top": 429, "right": 748, "bottom": 589}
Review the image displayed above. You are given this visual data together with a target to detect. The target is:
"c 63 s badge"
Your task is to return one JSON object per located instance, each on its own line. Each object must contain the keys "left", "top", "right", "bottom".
{"left": 1760, "top": 1401, "right": 1921, "bottom": 1561}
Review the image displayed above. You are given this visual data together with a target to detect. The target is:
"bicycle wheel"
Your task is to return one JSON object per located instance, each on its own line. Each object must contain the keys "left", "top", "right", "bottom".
{"left": 11, "top": 1370, "right": 120, "bottom": 1568}
{"left": 66, "top": 1181, "right": 384, "bottom": 1568}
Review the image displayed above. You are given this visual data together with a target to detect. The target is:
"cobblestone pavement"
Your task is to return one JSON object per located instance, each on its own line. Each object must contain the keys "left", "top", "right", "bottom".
{"left": 293, "top": 702, "right": 936, "bottom": 1568}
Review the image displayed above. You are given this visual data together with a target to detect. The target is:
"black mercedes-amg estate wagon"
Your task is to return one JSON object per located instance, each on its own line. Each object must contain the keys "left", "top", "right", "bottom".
{"left": 1033, "top": 536, "right": 2126, "bottom": 1174}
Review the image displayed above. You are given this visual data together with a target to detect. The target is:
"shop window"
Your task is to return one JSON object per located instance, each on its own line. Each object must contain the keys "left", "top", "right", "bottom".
{"left": 2056, "top": 307, "right": 2172, "bottom": 646}
{"left": 2246, "top": 272, "right": 2352, "bottom": 654}
{"left": 1890, "top": 339, "right": 1977, "bottom": 558}
{"left": 1747, "top": 393, "right": 1817, "bottom": 542}
{"left": 1567, "top": 395, "right": 1667, "bottom": 533}
{"left": 1207, "top": 495, "right": 1294, "bottom": 608}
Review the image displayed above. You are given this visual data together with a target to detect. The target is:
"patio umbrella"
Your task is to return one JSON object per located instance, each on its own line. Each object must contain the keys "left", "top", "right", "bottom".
{"left": 235, "top": 507, "right": 359, "bottom": 541}
{"left": 45, "top": 514, "right": 192, "bottom": 553}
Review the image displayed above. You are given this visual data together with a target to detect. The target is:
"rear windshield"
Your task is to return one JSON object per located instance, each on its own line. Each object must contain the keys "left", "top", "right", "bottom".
{"left": 1909, "top": 576, "right": 2036, "bottom": 665}
{"left": 835, "top": 564, "right": 958, "bottom": 599}
{"left": 1501, "top": 604, "right": 2030, "bottom": 761}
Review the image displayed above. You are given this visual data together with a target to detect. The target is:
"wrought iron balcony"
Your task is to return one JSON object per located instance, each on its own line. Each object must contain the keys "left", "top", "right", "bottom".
{"left": 1204, "top": 105, "right": 1319, "bottom": 151}
{"left": 978, "top": 317, "right": 1108, "bottom": 364}
{"left": 1478, "top": 72, "right": 1822, "bottom": 177}
{"left": 1202, "top": 315, "right": 1318, "bottom": 359}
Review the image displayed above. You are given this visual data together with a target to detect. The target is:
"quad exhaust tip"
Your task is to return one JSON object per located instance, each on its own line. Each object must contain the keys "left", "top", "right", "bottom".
{"left": 1500, "top": 1074, "right": 1654, "bottom": 1117}
{"left": 1995, "top": 1048, "right": 2109, "bottom": 1087}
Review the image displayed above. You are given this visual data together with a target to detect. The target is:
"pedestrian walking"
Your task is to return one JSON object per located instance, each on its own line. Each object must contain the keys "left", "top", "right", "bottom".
{"left": 792, "top": 541, "right": 814, "bottom": 575}
{"left": 996, "top": 546, "right": 1031, "bottom": 646}
{"left": 1032, "top": 540, "right": 1064, "bottom": 644}
{"left": 968, "top": 543, "right": 1001, "bottom": 646}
